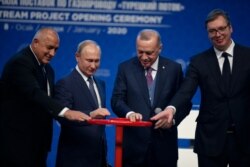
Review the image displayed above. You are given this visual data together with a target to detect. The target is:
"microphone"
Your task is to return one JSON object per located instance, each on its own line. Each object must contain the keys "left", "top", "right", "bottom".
{"left": 155, "top": 107, "right": 176, "bottom": 126}
{"left": 152, "top": 108, "right": 162, "bottom": 124}
{"left": 153, "top": 108, "right": 164, "bottom": 134}
{"left": 154, "top": 107, "right": 162, "bottom": 115}
{"left": 154, "top": 107, "right": 174, "bottom": 130}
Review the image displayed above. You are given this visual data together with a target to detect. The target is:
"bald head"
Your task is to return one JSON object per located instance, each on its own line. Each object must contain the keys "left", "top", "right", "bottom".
{"left": 32, "top": 28, "right": 60, "bottom": 42}
{"left": 31, "top": 28, "right": 60, "bottom": 64}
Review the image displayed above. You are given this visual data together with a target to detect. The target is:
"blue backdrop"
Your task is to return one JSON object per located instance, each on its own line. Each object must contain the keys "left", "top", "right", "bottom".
{"left": 1, "top": 0, "right": 250, "bottom": 166}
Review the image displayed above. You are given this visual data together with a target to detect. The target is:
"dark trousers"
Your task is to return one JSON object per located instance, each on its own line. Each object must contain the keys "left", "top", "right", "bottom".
{"left": 0, "top": 149, "right": 47, "bottom": 167}
{"left": 123, "top": 143, "right": 177, "bottom": 167}
{"left": 198, "top": 133, "right": 250, "bottom": 167}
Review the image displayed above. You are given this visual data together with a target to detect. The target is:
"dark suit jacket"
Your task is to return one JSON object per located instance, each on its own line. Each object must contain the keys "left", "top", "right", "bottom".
{"left": 170, "top": 44, "right": 250, "bottom": 156}
{"left": 111, "top": 56, "right": 191, "bottom": 166}
{"left": 55, "top": 69, "right": 107, "bottom": 167}
{"left": 0, "top": 46, "right": 64, "bottom": 166}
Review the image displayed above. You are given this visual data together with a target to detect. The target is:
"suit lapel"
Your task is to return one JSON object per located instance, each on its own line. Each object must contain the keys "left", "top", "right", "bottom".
{"left": 205, "top": 49, "right": 226, "bottom": 94}
{"left": 205, "top": 45, "right": 244, "bottom": 96}
{"left": 153, "top": 57, "right": 166, "bottom": 108}
{"left": 94, "top": 77, "right": 105, "bottom": 107}
{"left": 27, "top": 47, "right": 50, "bottom": 93}
{"left": 132, "top": 59, "right": 152, "bottom": 107}
{"left": 230, "top": 45, "right": 243, "bottom": 93}
{"left": 72, "top": 69, "right": 97, "bottom": 108}
{"left": 44, "top": 65, "right": 54, "bottom": 93}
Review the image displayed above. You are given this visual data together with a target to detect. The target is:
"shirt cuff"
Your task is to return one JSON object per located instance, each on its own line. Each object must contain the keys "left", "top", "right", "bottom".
{"left": 126, "top": 111, "right": 135, "bottom": 118}
{"left": 58, "top": 107, "right": 69, "bottom": 117}
{"left": 166, "top": 106, "right": 176, "bottom": 115}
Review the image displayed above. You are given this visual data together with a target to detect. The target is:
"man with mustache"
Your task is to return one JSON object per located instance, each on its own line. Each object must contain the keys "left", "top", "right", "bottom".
{"left": 111, "top": 29, "right": 191, "bottom": 167}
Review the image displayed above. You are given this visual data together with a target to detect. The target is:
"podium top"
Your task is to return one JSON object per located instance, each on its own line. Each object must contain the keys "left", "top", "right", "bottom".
{"left": 88, "top": 118, "right": 152, "bottom": 127}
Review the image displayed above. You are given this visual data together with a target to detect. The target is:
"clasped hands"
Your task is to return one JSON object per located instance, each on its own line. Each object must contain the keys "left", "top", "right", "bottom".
{"left": 128, "top": 108, "right": 175, "bottom": 129}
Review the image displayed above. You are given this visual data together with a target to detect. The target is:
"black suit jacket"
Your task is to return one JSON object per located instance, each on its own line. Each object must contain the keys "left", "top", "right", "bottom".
{"left": 0, "top": 46, "right": 64, "bottom": 166}
{"left": 55, "top": 69, "right": 107, "bottom": 167}
{"left": 111, "top": 56, "right": 191, "bottom": 166}
{"left": 171, "top": 44, "right": 250, "bottom": 156}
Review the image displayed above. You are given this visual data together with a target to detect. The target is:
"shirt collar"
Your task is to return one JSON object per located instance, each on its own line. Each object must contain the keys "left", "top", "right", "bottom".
{"left": 214, "top": 40, "right": 235, "bottom": 58}
{"left": 146, "top": 56, "right": 159, "bottom": 71}
{"left": 30, "top": 45, "right": 41, "bottom": 66}
{"left": 75, "top": 65, "right": 90, "bottom": 82}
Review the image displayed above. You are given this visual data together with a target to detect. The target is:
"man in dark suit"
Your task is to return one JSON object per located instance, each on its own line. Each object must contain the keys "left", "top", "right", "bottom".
{"left": 0, "top": 28, "right": 91, "bottom": 167}
{"left": 54, "top": 40, "right": 110, "bottom": 167}
{"left": 111, "top": 29, "right": 192, "bottom": 167}
{"left": 152, "top": 9, "right": 250, "bottom": 167}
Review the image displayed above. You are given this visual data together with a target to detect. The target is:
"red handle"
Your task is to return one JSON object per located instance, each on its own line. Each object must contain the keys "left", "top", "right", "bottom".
{"left": 88, "top": 117, "right": 152, "bottom": 127}
{"left": 87, "top": 118, "right": 152, "bottom": 167}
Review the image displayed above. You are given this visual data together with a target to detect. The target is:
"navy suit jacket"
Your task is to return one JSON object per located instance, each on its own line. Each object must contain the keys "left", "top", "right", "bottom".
{"left": 170, "top": 44, "right": 250, "bottom": 156}
{"left": 111, "top": 56, "right": 191, "bottom": 165}
{"left": 55, "top": 69, "right": 107, "bottom": 167}
{"left": 0, "top": 46, "right": 64, "bottom": 166}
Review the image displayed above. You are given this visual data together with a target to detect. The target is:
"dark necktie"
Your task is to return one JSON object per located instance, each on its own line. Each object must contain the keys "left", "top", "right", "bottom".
{"left": 88, "top": 77, "right": 98, "bottom": 107}
{"left": 41, "top": 65, "right": 47, "bottom": 79}
{"left": 146, "top": 67, "right": 154, "bottom": 105}
{"left": 40, "top": 65, "right": 48, "bottom": 87}
{"left": 221, "top": 52, "right": 231, "bottom": 91}
{"left": 146, "top": 67, "right": 153, "bottom": 87}
{"left": 221, "top": 52, "right": 234, "bottom": 128}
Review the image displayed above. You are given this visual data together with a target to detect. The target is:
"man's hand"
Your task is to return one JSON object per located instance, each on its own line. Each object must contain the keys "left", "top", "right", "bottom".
{"left": 64, "top": 110, "right": 91, "bottom": 121}
{"left": 150, "top": 107, "right": 175, "bottom": 129}
{"left": 90, "top": 108, "right": 110, "bottom": 119}
{"left": 128, "top": 112, "right": 143, "bottom": 122}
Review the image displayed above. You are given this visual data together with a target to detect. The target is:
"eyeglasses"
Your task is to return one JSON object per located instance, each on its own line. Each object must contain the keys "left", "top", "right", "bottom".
{"left": 207, "top": 24, "right": 229, "bottom": 35}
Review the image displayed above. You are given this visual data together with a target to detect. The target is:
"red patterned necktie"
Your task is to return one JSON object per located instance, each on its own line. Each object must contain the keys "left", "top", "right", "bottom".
{"left": 146, "top": 67, "right": 153, "bottom": 86}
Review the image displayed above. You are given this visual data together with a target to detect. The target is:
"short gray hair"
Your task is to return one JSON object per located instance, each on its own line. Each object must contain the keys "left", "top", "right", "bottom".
{"left": 137, "top": 29, "right": 162, "bottom": 46}
{"left": 76, "top": 40, "right": 101, "bottom": 55}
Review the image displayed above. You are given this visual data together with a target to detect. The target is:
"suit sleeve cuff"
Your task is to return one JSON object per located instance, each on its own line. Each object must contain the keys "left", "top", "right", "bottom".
{"left": 58, "top": 107, "right": 69, "bottom": 117}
